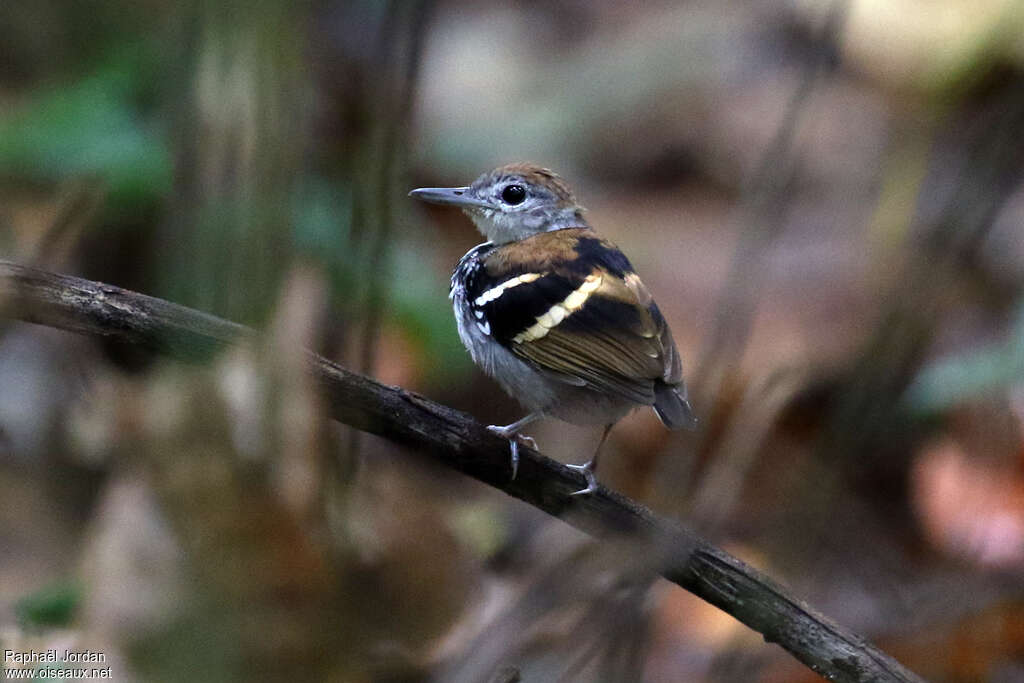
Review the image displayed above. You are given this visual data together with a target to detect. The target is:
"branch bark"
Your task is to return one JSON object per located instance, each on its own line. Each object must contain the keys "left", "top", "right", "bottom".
{"left": 0, "top": 260, "right": 924, "bottom": 683}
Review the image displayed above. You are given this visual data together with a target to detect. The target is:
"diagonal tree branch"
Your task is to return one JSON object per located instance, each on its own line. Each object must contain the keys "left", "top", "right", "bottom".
{"left": 0, "top": 259, "right": 924, "bottom": 683}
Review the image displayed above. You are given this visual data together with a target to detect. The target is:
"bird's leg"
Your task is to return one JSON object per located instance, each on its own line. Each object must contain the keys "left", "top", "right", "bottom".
{"left": 487, "top": 413, "right": 542, "bottom": 480}
{"left": 567, "top": 423, "right": 615, "bottom": 496}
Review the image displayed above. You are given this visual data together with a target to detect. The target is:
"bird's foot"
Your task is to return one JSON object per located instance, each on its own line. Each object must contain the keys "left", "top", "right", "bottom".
{"left": 487, "top": 425, "right": 538, "bottom": 480}
{"left": 566, "top": 460, "right": 598, "bottom": 496}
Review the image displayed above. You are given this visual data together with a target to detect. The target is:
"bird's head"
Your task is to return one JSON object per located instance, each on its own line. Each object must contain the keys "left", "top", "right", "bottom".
{"left": 410, "top": 163, "right": 588, "bottom": 244}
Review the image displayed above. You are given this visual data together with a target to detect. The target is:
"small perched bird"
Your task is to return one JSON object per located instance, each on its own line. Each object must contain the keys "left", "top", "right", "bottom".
{"left": 410, "top": 163, "right": 696, "bottom": 494}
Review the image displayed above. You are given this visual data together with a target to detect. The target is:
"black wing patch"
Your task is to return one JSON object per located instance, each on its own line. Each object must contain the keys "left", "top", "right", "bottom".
{"left": 452, "top": 232, "right": 686, "bottom": 408}
{"left": 476, "top": 274, "right": 578, "bottom": 344}
{"left": 512, "top": 290, "right": 662, "bottom": 403}
{"left": 571, "top": 236, "right": 634, "bottom": 278}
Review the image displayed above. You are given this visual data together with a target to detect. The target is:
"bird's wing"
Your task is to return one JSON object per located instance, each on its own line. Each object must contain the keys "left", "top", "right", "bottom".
{"left": 475, "top": 231, "right": 680, "bottom": 405}
{"left": 509, "top": 272, "right": 672, "bottom": 404}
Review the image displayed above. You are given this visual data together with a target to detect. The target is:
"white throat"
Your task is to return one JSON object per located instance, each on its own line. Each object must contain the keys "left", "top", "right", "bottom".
{"left": 468, "top": 206, "right": 585, "bottom": 244}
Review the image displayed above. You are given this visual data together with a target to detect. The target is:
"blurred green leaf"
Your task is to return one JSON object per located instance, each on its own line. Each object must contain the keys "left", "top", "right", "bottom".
{"left": 0, "top": 45, "right": 171, "bottom": 212}
{"left": 906, "top": 301, "right": 1024, "bottom": 413}
{"left": 290, "top": 180, "right": 469, "bottom": 379}
{"left": 390, "top": 243, "right": 472, "bottom": 381}
{"left": 292, "top": 176, "right": 354, "bottom": 293}
{"left": 15, "top": 581, "right": 81, "bottom": 629}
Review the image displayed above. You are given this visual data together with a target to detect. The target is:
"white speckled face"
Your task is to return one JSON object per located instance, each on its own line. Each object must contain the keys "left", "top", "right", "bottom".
{"left": 460, "top": 171, "right": 584, "bottom": 244}
{"left": 464, "top": 204, "right": 554, "bottom": 243}
{"left": 409, "top": 164, "right": 589, "bottom": 244}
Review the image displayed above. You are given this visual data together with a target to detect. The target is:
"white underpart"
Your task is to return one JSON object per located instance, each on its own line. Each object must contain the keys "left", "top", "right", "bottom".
{"left": 474, "top": 272, "right": 543, "bottom": 307}
{"left": 513, "top": 273, "right": 603, "bottom": 343}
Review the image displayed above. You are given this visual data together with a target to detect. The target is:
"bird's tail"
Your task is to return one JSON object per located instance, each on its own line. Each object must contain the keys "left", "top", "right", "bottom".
{"left": 653, "top": 381, "right": 698, "bottom": 430}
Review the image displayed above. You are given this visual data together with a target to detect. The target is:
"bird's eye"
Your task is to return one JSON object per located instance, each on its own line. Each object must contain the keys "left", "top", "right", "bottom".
{"left": 501, "top": 184, "right": 526, "bottom": 205}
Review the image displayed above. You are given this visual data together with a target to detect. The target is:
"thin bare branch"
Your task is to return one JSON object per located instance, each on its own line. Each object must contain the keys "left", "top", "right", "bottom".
{"left": 0, "top": 260, "right": 924, "bottom": 683}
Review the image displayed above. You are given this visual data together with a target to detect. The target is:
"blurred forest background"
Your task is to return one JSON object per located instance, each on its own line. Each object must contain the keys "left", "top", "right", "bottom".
{"left": 3, "top": 0, "right": 1024, "bottom": 681}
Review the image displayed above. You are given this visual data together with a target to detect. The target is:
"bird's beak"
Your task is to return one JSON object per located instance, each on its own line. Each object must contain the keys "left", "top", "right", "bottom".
{"left": 408, "top": 186, "right": 490, "bottom": 209}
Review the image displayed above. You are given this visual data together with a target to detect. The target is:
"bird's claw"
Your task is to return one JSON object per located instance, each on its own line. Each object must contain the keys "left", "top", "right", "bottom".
{"left": 509, "top": 439, "right": 519, "bottom": 480}
{"left": 517, "top": 434, "right": 537, "bottom": 450}
{"left": 487, "top": 426, "right": 538, "bottom": 481}
{"left": 566, "top": 460, "right": 599, "bottom": 496}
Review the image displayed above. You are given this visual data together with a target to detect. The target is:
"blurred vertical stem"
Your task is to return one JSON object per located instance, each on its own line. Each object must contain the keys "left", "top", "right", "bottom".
{"left": 821, "top": 83, "right": 1024, "bottom": 467}
{"left": 357, "top": 0, "right": 433, "bottom": 373}
{"left": 347, "top": 0, "right": 433, "bottom": 456}
{"left": 778, "top": 72, "right": 1024, "bottom": 578}
{"left": 692, "top": 0, "right": 848, "bottom": 399}
{"left": 657, "top": 0, "right": 849, "bottom": 511}
{"left": 158, "top": 0, "right": 310, "bottom": 327}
